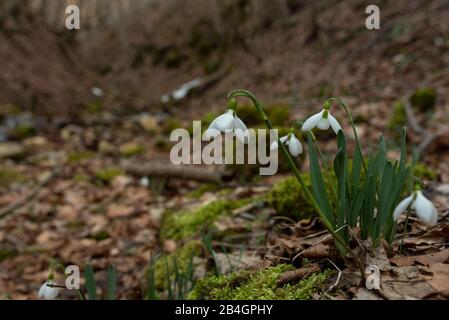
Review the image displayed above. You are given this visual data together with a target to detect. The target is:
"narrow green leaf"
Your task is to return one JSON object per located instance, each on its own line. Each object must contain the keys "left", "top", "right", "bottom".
{"left": 307, "top": 134, "right": 334, "bottom": 225}
{"left": 84, "top": 264, "right": 97, "bottom": 300}
{"left": 106, "top": 265, "right": 116, "bottom": 300}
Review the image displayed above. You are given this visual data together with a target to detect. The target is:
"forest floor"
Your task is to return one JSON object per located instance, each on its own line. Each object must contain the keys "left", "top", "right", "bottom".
{"left": 1, "top": 0, "right": 449, "bottom": 300}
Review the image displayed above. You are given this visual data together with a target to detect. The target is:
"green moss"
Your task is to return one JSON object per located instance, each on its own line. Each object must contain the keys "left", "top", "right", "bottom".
{"left": 161, "top": 118, "right": 182, "bottom": 135}
{"left": 154, "top": 137, "right": 171, "bottom": 151}
{"left": 186, "top": 183, "right": 220, "bottom": 199}
{"left": 235, "top": 104, "right": 291, "bottom": 127}
{"left": 188, "top": 264, "right": 332, "bottom": 300}
{"left": 10, "top": 125, "right": 36, "bottom": 140}
{"left": 0, "top": 246, "right": 16, "bottom": 262}
{"left": 95, "top": 167, "right": 123, "bottom": 184}
{"left": 153, "top": 240, "right": 203, "bottom": 291}
{"left": 119, "top": 142, "right": 145, "bottom": 157}
{"left": 86, "top": 100, "right": 102, "bottom": 113}
{"left": 266, "top": 175, "right": 336, "bottom": 220}
{"left": 0, "top": 167, "right": 25, "bottom": 187}
{"left": 389, "top": 101, "right": 406, "bottom": 130}
{"left": 410, "top": 88, "right": 436, "bottom": 112}
{"left": 74, "top": 174, "right": 89, "bottom": 182}
{"left": 67, "top": 151, "right": 93, "bottom": 164}
{"left": 90, "top": 230, "right": 110, "bottom": 241}
{"left": 160, "top": 199, "right": 249, "bottom": 241}
{"left": 413, "top": 162, "right": 437, "bottom": 180}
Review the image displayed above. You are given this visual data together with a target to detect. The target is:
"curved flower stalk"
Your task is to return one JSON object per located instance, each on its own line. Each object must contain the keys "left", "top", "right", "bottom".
{"left": 270, "top": 132, "right": 303, "bottom": 156}
{"left": 227, "top": 89, "right": 367, "bottom": 280}
{"left": 205, "top": 99, "right": 250, "bottom": 144}
{"left": 38, "top": 280, "right": 60, "bottom": 300}
{"left": 301, "top": 102, "right": 342, "bottom": 135}
{"left": 393, "top": 190, "right": 438, "bottom": 226}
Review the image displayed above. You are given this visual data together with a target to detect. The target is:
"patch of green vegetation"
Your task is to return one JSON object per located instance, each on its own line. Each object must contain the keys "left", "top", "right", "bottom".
{"left": 266, "top": 175, "right": 336, "bottom": 220}
{"left": 10, "top": 125, "right": 36, "bottom": 140}
{"left": 186, "top": 183, "right": 220, "bottom": 199}
{"left": 153, "top": 240, "right": 202, "bottom": 291}
{"left": 95, "top": 167, "right": 123, "bottom": 184}
{"left": 67, "top": 151, "right": 93, "bottom": 164}
{"left": 86, "top": 100, "right": 102, "bottom": 114}
{"left": 74, "top": 174, "right": 89, "bottom": 182}
{"left": 161, "top": 118, "right": 182, "bottom": 135}
{"left": 119, "top": 142, "right": 145, "bottom": 157}
{"left": 154, "top": 137, "right": 171, "bottom": 151}
{"left": 414, "top": 162, "right": 437, "bottom": 180}
{"left": 388, "top": 101, "right": 406, "bottom": 131}
{"left": 410, "top": 88, "right": 436, "bottom": 112}
{"left": 188, "top": 264, "right": 332, "bottom": 300}
{"left": 160, "top": 199, "right": 249, "bottom": 241}
{"left": 90, "top": 230, "right": 110, "bottom": 241}
{"left": 189, "top": 20, "right": 227, "bottom": 74}
{"left": 0, "top": 167, "right": 25, "bottom": 187}
{"left": 0, "top": 246, "right": 16, "bottom": 262}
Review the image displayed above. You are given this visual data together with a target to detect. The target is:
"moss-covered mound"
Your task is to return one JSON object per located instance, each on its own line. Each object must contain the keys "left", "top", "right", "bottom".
{"left": 188, "top": 264, "right": 332, "bottom": 300}
{"left": 266, "top": 175, "right": 336, "bottom": 220}
{"left": 160, "top": 199, "right": 249, "bottom": 241}
{"left": 153, "top": 240, "right": 203, "bottom": 291}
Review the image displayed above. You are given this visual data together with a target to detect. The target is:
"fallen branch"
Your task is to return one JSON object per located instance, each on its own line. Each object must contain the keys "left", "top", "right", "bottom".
{"left": 121, "top": 160, "right": 230, "bottom": 183}
{"left": 0, "top": 168, "right": 58, "bottom": 219}
{"left": 277, "top": 264, "right": 321, "bottom": 287}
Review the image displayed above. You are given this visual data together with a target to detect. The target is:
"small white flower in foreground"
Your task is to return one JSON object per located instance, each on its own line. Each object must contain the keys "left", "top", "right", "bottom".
{"left": 270, "top": 133, "right": 303, "bottom": 156}
{"left": 205, "top": 109, "right": 250, "bottom": 144}
{"left": 301, "top": 103, "right": 342, "bottom": 135}
{"left": 393, "top": 190, "right": 438, "bottom": 226}
{"left": 38, "top": 280, "right": 60, "bottom": 300}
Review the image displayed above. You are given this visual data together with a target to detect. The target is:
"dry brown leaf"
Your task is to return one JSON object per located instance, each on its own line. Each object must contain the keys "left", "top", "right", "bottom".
{"left": 107, "top": 204, "right": 135, "bottom": 218}
{"left": 390, "top": 249, "right": 449, "bottom": 267}
{"left": 425, "top": 263, "right": 449, "bottom": 297}
{"left": 163, "top": 239, "right": 177, "bottom": 253}
{"left": 301, "top": 243, "right": 329, "bottom": 259}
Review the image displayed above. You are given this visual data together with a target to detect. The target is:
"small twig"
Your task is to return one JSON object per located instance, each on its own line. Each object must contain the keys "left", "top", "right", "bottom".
{"left": 292, "top": 224, "right": 347, "bottom": 264}
{"left": 326, "top": 259, "right": 342, "bottom": 292}
{"left": 0, "top": 168, "right": 59, "bottom": 219}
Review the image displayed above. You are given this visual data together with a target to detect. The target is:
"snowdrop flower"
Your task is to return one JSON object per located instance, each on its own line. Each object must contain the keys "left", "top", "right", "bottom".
{"left": 205, "top": 99, "right": 249, "bottom": 144}
{"left": 393, "top": 190, "right": 438, "bottom": 226}
{"left": 270, "top": 133, "right": 303, "bottom": 156}
{"left": 38, "top": 280, "right": 59, "bottom": 300}
{"left": 301, "top": 103, "right": 342, "bottom": 135}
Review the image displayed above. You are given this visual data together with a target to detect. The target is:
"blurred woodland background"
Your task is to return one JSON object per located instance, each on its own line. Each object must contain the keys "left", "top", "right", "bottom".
{"left": 1, "top": 0, "right": 449, "bottom": 300}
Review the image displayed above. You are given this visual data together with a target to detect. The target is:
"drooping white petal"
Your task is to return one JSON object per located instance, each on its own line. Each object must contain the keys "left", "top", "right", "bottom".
{"left": 317, "top": 118, "right": 330, "bottom": 130}
{"left": 287, "top": 135, "right": 303, "bottom": 156}
{"left": 413, "top": 191, "right": 438, "bottom": 226}
{"left": 204, "top": 127, "right": 221, "bottom": 140}
{"left": 328, "top": 113, "right": 342, "bottom": 134}
{"left": 270, "top": 140, "right": 279, "bottom": 151}
{"left": 233, "top": 116, "right": 250, "bottom": 144}
{"left": 38, "top": 281, "right": 59, "bottom": 300}
{"left": 393, "top": 195, "right": 414, "bottom": 221}
{"left": 214, "top": 110, "right": 234, "bottom": 131}
{"left": 270, "top": 135, "right": 288, "bottom": 151}
{"left": 301, "top": 111, "right": 323, "bottom": 131}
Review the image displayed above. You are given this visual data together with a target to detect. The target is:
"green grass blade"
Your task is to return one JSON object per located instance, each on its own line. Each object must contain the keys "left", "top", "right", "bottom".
{"left": 307, "top": 134, "right": 334, "bottom": 225}
{"left": 84, "top": 264, "right": 97, "bottom": 300}
{"left": 106, "top": 265, "right": 116, "bottom": 300}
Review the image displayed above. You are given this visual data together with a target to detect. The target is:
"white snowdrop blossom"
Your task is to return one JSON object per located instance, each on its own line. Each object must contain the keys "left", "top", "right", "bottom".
{"left": 205, "top": 109, "right": 250, "bottom": 144}
{"left": 38, "top": 280, "right": 60, "bottom": 300}
{"left": 301, "top": 108, "right": 342, "bottom": 135}
{"left": 270, "top": 133, "right": 303, "bottom": 156}
{"left": 393, "top": 190, "right": 438, "bottom": 226}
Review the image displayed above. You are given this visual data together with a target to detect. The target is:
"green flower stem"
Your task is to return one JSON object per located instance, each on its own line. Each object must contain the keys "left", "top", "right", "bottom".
{"left": 310, "top": 131, "right": 338, "bottom": 203}
{"left": 328, "top": 97, "right": 367, "bottom": 173}
{"left": 399, "top": 210, "right": 410, "bottom": 254}
{"left": 228, "top": 89, "right": 365, "bottom": 279}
